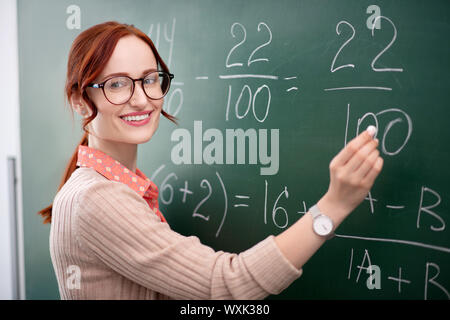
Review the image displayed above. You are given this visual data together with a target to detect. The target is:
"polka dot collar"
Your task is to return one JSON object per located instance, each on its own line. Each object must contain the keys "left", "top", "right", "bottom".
{"left": 76, "top": 145, "right": 166, "bottom": 222}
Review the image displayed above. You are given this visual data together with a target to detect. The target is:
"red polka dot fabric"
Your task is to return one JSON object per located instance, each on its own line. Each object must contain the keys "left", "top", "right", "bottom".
{"left": 76, "top": 145, "right": 167, "bottom": 223}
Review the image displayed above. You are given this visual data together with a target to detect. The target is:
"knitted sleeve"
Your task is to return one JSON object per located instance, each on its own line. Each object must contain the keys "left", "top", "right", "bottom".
{"left": 74, "top": 179, "right": 302, "bottom": 299}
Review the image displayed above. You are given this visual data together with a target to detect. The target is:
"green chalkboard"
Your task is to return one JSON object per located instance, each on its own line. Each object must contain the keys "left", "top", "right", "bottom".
{"left": 19, "top": 0, "right": 450, "bottom": 299}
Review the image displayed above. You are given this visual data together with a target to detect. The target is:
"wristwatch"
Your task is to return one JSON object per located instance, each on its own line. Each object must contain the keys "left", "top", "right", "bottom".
{"left": 309, "top": 204, "right": 335, "bottom": 239}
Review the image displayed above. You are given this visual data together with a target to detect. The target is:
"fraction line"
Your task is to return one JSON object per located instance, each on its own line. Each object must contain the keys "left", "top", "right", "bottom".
{"left": 335, "top": 233, "right": 450, "bottom": 254}
{"left": 324, "top": 86, "right": 392, "bottom": 91}
{"left": 219, "top": 74, "right": 279, "bottom": 80}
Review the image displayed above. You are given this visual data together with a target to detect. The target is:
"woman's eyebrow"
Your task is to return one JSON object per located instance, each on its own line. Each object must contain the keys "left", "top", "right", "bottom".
{"left": 100, "top": 68, "right": 157, "bottom": 81}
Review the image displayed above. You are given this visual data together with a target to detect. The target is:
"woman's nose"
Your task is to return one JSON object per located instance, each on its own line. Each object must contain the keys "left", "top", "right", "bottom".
{"left": 129, "top": 81, "right": 148, "bottom": 106}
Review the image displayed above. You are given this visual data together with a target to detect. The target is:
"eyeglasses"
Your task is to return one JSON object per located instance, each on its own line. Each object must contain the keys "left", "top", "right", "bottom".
{"left": 87, "top": 71, "right": 174, "bottom": 105}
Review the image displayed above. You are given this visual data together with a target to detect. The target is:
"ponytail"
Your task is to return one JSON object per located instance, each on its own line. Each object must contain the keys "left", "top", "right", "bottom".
{"left": 37, "top": 132, "right": 88, "bottom": 224}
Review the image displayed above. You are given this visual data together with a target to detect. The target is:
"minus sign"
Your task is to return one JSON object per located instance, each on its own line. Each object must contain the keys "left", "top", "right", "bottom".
{"left": 195, "top": 76, "right": 209, "bottom": 80}
{"left": 386, "top": 205, "right": 405, "bottom": 209}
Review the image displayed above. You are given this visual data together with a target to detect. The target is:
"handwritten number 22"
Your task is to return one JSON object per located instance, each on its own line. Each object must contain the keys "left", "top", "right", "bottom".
{"left": 331, "top": 16, "right": 403, "bottom": 73}
{"left": 226, "top": 22, "right": 272, "bottom": 68}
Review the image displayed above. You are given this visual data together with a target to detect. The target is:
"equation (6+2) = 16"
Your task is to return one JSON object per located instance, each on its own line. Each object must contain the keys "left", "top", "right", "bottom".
{"left": 151, "top": 165, "right": 300, "bottom": 237}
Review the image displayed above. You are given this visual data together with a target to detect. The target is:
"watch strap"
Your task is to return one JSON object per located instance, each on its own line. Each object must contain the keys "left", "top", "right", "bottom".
{"left": 309, "top": 204, "right": 321, "bottom": 219}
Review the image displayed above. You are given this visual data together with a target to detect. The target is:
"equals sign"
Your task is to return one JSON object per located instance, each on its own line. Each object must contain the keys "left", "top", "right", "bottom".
{"left": 284, "top": 76, "right": 299, "bottom": 92}
{"left": 234, "top": 195, "right": 250, "bottom": 208}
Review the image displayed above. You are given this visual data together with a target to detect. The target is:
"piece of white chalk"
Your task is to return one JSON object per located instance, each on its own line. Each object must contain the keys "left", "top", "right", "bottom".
{"left": 367, "top": 125, "right": 377, "bottom": 138}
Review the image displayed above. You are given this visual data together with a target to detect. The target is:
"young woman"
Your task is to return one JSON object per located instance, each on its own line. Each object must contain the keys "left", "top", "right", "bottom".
{"left": 39, "top": 21, "right": 383, "bottom": 300}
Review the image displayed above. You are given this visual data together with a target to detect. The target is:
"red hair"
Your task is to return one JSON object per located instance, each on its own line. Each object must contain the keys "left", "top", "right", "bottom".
{"left": 38, "top": 21, "right": 177, "bottom": 224}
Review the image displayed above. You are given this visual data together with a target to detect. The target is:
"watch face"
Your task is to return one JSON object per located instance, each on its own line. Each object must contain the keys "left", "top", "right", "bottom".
{"left": 313, "top": 215, "right": 333, "bottom": 236}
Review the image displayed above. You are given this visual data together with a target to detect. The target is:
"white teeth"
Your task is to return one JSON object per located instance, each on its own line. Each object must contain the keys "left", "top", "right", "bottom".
{"left": 121, "top": 113, "right": 150, "bottom": 121}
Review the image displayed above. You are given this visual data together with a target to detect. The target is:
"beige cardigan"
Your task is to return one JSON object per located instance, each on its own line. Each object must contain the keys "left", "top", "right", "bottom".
{"left": 49, "top": 167, "right": 302, "bottom": 299}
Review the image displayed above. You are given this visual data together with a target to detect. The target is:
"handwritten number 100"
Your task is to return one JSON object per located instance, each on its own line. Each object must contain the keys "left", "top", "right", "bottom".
{"left": 331, "top": 16, "right": 403, "bottom": 73}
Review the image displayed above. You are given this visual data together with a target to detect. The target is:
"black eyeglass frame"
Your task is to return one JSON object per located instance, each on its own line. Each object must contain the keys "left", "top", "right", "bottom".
{"left": 87, "top": 70, "right": 174, "bottom": 105}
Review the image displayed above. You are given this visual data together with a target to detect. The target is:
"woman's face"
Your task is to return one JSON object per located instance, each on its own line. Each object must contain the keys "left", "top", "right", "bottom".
{"left": 83, "top": 35, "right": 164, "bottom": 145}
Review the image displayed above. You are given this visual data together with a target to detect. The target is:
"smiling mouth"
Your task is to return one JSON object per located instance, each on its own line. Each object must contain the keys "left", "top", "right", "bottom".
{"left": 119, "top": 111, "right": 152, "bottom": 122}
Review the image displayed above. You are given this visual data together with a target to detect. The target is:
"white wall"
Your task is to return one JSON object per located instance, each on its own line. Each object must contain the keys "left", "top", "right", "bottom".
{"left": 0, "top": 0, "right": 25, "bottom": 299}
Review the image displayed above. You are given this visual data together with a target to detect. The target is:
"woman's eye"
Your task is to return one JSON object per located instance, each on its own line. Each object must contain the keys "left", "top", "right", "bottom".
{"left": 144, "top": 75, "right": 157, "bottom": 85}
{"left": 108, "top": 78, "right": 128, "bottom": 89}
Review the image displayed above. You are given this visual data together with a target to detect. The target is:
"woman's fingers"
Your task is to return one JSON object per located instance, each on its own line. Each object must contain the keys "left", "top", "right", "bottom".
{"left": 344, "top": 138, "right": 379, "bottom": 173}
{"left": 354, "top": 147, "right": 380, "bottom": 178}
{"left": 331, "top": 130, "right": 373, "bottom": 167}
{"left": 361, "top": 157, "right": 384, "bottom": 186}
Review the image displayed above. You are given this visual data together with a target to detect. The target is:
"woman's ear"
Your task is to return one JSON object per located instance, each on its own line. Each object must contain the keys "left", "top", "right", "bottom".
{"left": 70, "top": 92, "right": 91, "bottom": 118}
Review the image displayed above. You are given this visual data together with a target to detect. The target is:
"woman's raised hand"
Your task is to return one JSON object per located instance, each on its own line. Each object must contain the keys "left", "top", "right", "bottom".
{"left": 318, "top": 128, "right": 384, "bottom": 221}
